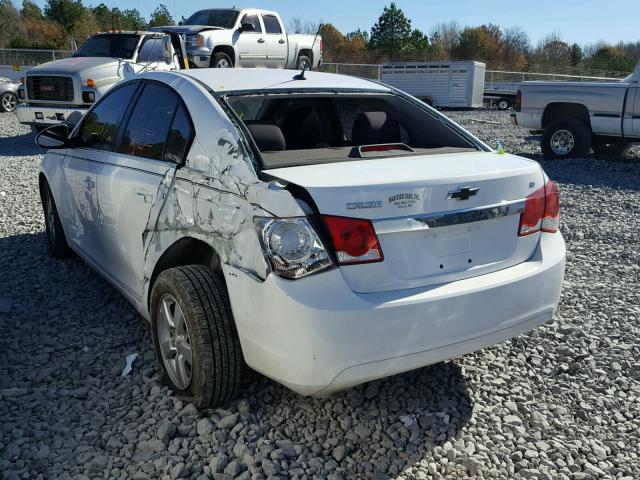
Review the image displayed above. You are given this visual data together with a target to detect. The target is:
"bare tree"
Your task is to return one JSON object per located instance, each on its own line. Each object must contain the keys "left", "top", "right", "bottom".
{"left": 430, "top": 20, "right": 461, "bottom": 58}
{"left": 288, "top": 16, "right": 319, "bottom": 35}
{"left": 501, "top": 26, "right": 531, "bottom": 66}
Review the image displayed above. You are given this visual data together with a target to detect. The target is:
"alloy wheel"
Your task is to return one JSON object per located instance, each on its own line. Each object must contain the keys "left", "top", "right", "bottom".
{"left": 2, "top": 93, "right": 17, "bottom": 113}
{"left": 550, "top": 129, "right": 575, "bottom": 156}
{"left": 157, "top": 294, "right": 193, "bottom": 390}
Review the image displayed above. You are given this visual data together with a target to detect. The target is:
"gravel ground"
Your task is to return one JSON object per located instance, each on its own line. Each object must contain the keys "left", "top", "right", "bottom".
{"left": 1, "top": 109, "right": 639, "bottom": 480}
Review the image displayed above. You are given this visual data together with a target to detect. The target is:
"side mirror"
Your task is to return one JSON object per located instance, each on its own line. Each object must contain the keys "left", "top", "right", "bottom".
{"left": 35, "top": 124, "right": 71, "bottom": 149}
{"left": 162, "top": 36, "right": 173, "bottom": 64}
{"left": 239, "top": 22, "right": 255, "bottom": 33}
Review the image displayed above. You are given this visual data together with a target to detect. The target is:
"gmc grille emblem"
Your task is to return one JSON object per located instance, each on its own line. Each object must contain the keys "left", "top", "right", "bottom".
{"left": 447, "top": 186, "right": 479, "bottom": 201}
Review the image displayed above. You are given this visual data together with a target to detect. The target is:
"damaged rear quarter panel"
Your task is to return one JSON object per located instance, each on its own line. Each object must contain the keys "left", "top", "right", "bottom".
{"left": 140, "top": 73, "right": 305, "bottom": 313}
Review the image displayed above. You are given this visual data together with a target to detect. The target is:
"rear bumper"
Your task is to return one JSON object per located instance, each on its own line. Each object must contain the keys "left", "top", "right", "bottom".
{"left": 224, "top": 232, "right": 566, "bottom": 396}
{"left": 16, "top": 104, "right": 87, "bottom": 127}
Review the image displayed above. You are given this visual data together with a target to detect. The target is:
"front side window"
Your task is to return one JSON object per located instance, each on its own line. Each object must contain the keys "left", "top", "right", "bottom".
{"left": 262, "top": 15, "right": 282, "bottom": 34}
{"left": 118, "top": 82, "right": 179, "bottom": 161}
{"left": 74, "top": 34, "right": 140, "bottom": 59}
{"left": 78, "top": 83, "right": 138, "bottom": 150}
{"left": 184, "top": 9, "right": 239, "bottom": 29}
{"left": 240, "top": 15, "right": 262, "bottom": 33}
{"left": 137, "top": 38, "right": 164, "bottom": 62}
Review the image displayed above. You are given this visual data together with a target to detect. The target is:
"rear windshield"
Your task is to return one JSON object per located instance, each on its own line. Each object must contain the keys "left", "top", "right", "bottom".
{"left": 226, "top": 92, "right": 480, "bottom": 169}
{"left": 184, "top": 10, "right": 239, "bottom": 28}
{"left": 74, "top": 34, "right": 140, "bottom": 59}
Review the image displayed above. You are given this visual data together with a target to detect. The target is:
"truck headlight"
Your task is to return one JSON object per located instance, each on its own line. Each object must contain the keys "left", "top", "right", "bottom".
{"left": 197, "top": 34, "right": 205, "bottom": 48}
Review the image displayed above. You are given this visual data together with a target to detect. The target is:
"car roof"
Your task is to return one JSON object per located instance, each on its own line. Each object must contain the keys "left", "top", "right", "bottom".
{"left": 178, "top": 68, "right": 391, "bottom": 94}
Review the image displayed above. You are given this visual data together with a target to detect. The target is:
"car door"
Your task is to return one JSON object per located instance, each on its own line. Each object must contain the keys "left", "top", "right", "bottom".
{"left": 95, "top": 80, "right": 194, "bottom": 302}
{"left": 632, "top": 87, "right": 640, "bottom": 136}
{"left": 235, "top": 13, "right": 267, "bottom": 67}
{"left": 261, "top": 14, "right": 287, "bottom": 68}
{"left": 60, "top": 82, "right": 139, "bottom": 262}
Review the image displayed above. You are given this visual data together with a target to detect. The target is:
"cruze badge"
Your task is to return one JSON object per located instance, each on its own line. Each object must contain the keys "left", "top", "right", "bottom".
{"left": 447, "top": 186, "right": 479, "bottom": 201}
{"left": 346, "top": 201, "right": 383, "bottom": 210}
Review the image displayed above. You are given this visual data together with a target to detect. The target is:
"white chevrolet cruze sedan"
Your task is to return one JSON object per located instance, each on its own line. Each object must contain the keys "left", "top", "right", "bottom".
{"left": 36, "top": 69, "right": 566, "bottom": 407}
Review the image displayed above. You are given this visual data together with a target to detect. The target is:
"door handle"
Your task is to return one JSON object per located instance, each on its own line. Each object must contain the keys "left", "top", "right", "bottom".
{"left": 278, "top": 39, "right": 285, "bottom": 44}
{"left": 257, "top": 38, "right": 265, "bottom": 44}
{"left": 136, "top": 192, "right": 154, "bottom": 204}
{"left": 84, "top": 177, "right": 95, "bottom": 189}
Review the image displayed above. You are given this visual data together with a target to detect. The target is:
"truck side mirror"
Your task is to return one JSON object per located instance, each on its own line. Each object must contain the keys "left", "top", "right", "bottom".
{"left": 239, "top": 23, "right": 255, "bottom": 33}
{"left": 162, "top": 36, "right": 173, "bottom": 64}
{"left": 36, "top": 124, "right": 72, "bottom": 149}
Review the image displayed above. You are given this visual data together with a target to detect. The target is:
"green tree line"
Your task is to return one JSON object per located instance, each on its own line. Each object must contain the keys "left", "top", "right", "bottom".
{"left": 1, "top": 0, "right": 638, "bottom": 75}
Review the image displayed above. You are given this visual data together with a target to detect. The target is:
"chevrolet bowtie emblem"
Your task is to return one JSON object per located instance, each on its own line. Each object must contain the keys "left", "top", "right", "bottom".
{"left": 447, "top": 186, "right": 479, "bottom": 201}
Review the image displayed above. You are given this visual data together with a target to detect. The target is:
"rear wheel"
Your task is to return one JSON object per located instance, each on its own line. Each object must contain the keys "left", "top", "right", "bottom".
{"left": 296, "top": 54, "right": 312, "bottom": 71}
{"left": 150, "top": 265, "right": 243, "bottom": 408}
{"left": 1, "top": 92, "right": 17, "bottom": 113}
{"left": 497, "top": 98, "right": 510, "bottom": 110}
{"left": 42, "top": 182, "right": 72, "bottom": 258}
{"left": 541, "top": 117, "right": 591, "bottom": 159}
{"left": 210, "top": 52, "right": 233, "bottom": 68}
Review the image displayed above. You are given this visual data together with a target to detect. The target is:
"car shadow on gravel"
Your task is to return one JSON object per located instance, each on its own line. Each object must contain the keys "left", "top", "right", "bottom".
{"left": 0, "top": 132, "right": 43, "bottom": 158}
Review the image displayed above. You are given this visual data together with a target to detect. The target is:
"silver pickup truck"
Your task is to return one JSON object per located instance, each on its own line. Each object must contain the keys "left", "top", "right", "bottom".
{"left": 154, "top": 8, "right": 322, "bottom": 70}
{"left": 512, "top": 65, "right": 640, "bottom": 159}
{"left": 17, "top": 31, "right": 184, "bottom": 129}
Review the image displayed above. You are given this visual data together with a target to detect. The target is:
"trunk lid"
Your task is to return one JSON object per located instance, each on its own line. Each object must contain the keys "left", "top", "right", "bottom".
{"left": 266, "top": 151, "right": 545, "bottom": 293}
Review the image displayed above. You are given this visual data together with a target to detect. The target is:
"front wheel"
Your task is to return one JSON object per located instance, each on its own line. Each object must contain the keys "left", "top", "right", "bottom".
{"left": 1, "top": 92, "right": 17, "bottom": 113}
{"left": 42, "top": 182, "right": 72, "bottom": 258}
{"left": 210, "top": 52, "right": 233, "bottom": 68}
{"left": 497, "top": 98, "right": 510, "bottom": 110}
{"left": 150, "top": 265, "right": 243, "bottom": 408}
{"left": 541, "top": 118, "right": 591, "bottom": 160}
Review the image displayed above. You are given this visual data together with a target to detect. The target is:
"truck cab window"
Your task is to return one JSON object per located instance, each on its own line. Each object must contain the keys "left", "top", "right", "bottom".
{"left": 262, "top": 15, "right": 282, "bottom": 34}
{"left": 240, "top": 15, "right": 262, "bottom": 33}
{"left": 137, "top": 38, "right": 164, "bottom": 62}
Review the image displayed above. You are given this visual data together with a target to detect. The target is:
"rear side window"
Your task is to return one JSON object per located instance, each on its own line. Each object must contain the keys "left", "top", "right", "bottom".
{"left": 164, "top": 104, "right": 194, "bottom": 163}
{"left": 262, "top": 15, "right": 282, "bottom": 34}
{"left": 78, "top": 83, "right": 138, "bottom": 150}
{"left": 241, "top": 15, "right": 262, "bottom": 33}
{"left": 119, "top": 82, "right": 178, "bottom": 160}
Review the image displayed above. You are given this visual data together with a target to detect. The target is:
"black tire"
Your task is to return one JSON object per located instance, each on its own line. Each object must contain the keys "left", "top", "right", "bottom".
{"left": 210, "top": 52, "right": 233, "bottom": 68}
{"left": 541, "top": 117, "right": 591, "bottom": 160}
{"left": 1, "top": 92, "right": 17, "bottom": 113}
{"left": 150, "top": 265, "right": 243, "bottom": 408}
{"left": 41, "top": 182, "right": 72, "bottom": 258}
{"left": 592, "top": 139, "right": 631, "bottom": 158}
{"left": 296, "top": 54, "right": 312, "bottom": 71}
{"left": 498, "top": 98, "right": 510, "bottom": 110}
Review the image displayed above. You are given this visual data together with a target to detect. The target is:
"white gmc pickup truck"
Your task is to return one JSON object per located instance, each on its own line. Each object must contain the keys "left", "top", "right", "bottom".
{"left": 512, "top": 64, "right": 640, "bottom": 159}
{"left": 17, "top": 31, "right": 184, "bottom": 129}
{"left": 154, "top": 8, "right": 322, "bottom": 70}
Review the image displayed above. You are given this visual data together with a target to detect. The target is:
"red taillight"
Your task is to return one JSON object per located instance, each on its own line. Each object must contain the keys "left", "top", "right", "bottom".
{"left": 515, "top": 90, "right": 522, "bottom": 112}
{"left": 322, "top": 215, "right": 383, "bottom": 265}
{"left": 518, "top": 180, "right": 560, "bottom": 236}
{"left": 319, "top": 38, "right": 324, "bottom": 54}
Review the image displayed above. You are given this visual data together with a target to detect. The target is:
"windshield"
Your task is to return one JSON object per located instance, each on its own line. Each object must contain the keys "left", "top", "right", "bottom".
{"left": 226, "top": 92, "right": 481, "bottom": 169}
{"left": 184, "top": 9, "right": 239, "bottom": 28}
{"left": 74, "top": 34, "right": 140, "bottom": 59}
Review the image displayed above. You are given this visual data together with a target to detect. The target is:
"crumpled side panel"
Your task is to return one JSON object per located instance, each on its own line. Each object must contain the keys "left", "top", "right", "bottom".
{"left": 140, "top": 127, "right": 305, "bottom": 308}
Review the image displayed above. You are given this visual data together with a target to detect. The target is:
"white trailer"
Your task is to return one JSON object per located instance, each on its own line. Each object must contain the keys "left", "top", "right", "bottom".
{"left": 381, "top": 61, "right": 486, "bottom": 108}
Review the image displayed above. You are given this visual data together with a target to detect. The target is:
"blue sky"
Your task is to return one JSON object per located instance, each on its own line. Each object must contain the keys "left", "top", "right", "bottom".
{"left": 26, "top": 0, "right": 640, "bottom": 46}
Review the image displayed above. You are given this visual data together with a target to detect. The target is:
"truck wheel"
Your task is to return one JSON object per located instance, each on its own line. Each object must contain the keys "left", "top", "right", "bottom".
{"left": 210, "top": 52, "right": 233, "bottom": 68}
{"left": 1, "top": 92, "right": 17, "bottom": 113}
{"left": 297, "top": 55, "right": 312, "bottom": 71}
{"left": 150, "top": 265, "right": 243, "bottom": 409}
{"left": 541, "top": 118, "right": 591, "bottom": 160}
{"left": 498, "top": 98, "right": 510, "bottom": 111}
{"left": 41, "top": 182, "right": 72, "bottom": 258}
{"left": 592, "top": 140, "right": 631, "bottom": 158}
